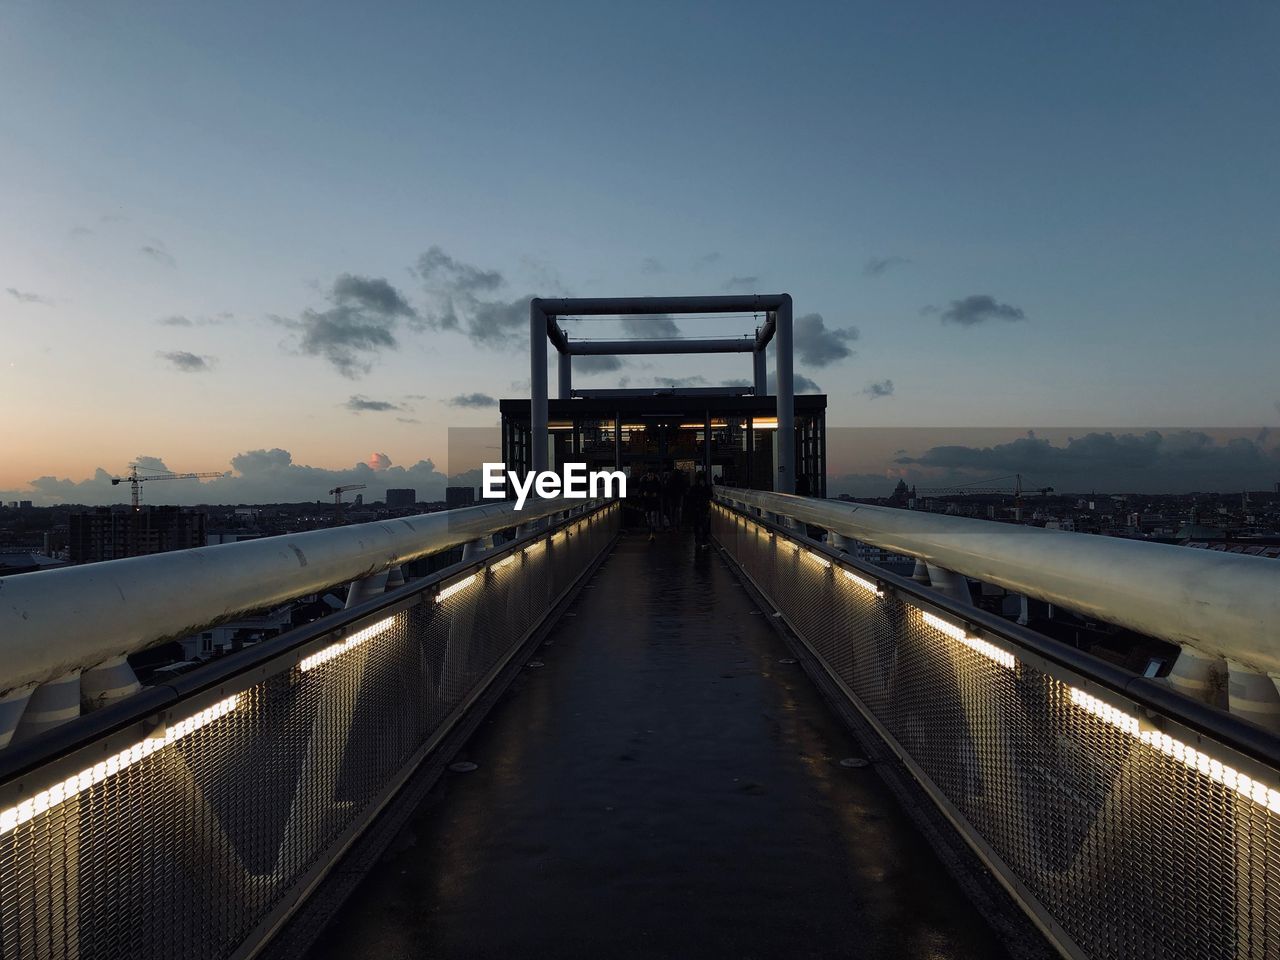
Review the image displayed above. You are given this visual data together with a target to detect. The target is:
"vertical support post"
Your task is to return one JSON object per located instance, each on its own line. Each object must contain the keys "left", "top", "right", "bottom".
{"left": 774, "top": 296, "right": 795, "bottom": 493}
{"left": 1225, "top": 661, "right": 1280, "bottom": 733}
{"left": 558, "top": 351, "right": 572, "bottom": 400}
{"left": 613, "top": 410, "right": 621, "bottom": 470}
{"left": 11, "top": 672, "right": 81, "bottom": 744}
{"left": 753, "top": 342, "right": 768, "bottom": 396}
{"left": 0, "top": 685, "right": 34, "bottom": 749}
{"left": 346, "top": 571, "right": 389, "bottom": 608}
{"left": 80, "top": 655, "right": 141, "bottom": 711}
{"left": 746, "top": 413, "right": 755, "bottom": 489}
{"left": 926, "top": 564, "right": 972, "bottom": 605}
{"left": 703, "top": 410, "right": 712, "bottom": 477}
{"left": 530, "top": 300, "right": 549, "bottom": 475}
{"left": 818, "top": 409, "right": 827, "bottom": 498}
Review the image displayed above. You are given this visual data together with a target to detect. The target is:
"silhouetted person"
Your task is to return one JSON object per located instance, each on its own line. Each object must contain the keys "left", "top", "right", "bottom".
{"left": 637, "top": 467, "right": 662, "bottom": 542}
{"left": 663, "top": 468, "right": 687, "bottom": 530}
{"left": 689, "top": 471, "right": 712, "bottom": 548}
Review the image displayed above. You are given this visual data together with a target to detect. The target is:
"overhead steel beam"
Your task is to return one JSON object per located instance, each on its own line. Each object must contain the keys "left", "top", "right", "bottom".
{"left": 567, "top": 338, "right": 755, "bottom": 356}
{"left": 530, "top": 294, "right": 796, "bottom": 492}
{"left": 535, "top": 294, "right": 790, "bottom": 317}
{"left": 716, "top": 487, "right": 1280, "bottom": 672}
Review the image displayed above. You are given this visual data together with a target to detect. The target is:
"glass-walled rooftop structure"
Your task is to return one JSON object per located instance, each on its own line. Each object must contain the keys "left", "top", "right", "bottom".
{"left": 500, "top": 386, "right": 827, "bottom": 495}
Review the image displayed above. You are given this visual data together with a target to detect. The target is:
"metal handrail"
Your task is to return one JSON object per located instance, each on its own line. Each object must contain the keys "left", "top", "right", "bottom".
{"left": 715, "top": 499, "right": 1280, "bottom": 774}
{"left": 0, "top": 497, "right": 606, "bottom": 693}
{"left": 0, "top": 501, "right": 616, "bottom": 788}
{"left": 715, "top": 487, "right": 1280, "bottom": 673}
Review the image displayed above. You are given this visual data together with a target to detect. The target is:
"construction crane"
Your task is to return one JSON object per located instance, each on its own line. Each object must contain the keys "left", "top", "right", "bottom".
{"left": 329, "top": 483, "right": 366, "bottom": 509}
{"left": 111, "top": 464, "right": 228, "bottom": 511}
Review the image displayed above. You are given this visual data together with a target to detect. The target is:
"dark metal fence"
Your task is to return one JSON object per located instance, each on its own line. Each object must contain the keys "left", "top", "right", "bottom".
{"left": 713, "top": 502, "right": 1280, "bottom": 960}
{"left": 0, "top": 502, "right": 619, "bottom": 960}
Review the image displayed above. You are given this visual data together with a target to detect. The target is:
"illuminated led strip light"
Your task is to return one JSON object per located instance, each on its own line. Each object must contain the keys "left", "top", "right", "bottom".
{"left": 524, "top": 540, "right": 546, "bottom": 555}
{"left": 299, "top": 615, "right": 397, "bottom": 672}
{"left": 804, "top": 550, "right": 832, "bottom": 569}
{"left": 841, "top": 567, "right": 884, "bottom": 598}
{"left": 490, "top": 554, "right": 517, "bottom": 571}
{"left": 1069, "top": 688, "right": 1280, "bottom": 813}
{"left": 0, "top": 694, "right": 241, "bottom": 836}
{"left": 922, "top": 611, "right": 1016, "bottom": 671}
{"left": 436, "top": 573, "right": 477, "bottom": 603}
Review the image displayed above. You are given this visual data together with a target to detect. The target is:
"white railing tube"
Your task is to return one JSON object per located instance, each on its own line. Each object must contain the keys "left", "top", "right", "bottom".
{"left": 717, "top": 487, "right": 1280, "bottom": 674}
{"left": 0, "top": 497, "right": 605, "bottom": 694}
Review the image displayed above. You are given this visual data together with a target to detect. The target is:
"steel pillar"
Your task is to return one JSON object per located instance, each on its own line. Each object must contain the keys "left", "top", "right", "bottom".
{"left": 753, "top": 342, "right": 768, "bottom": 396}
{"left": 774, "top": 297, "right": 794, "bottom": 493}
{"left": 558, "top": 352, "right": 572, "bottom": 400}
{"left": 530, "top": 300, "right": 549, "bottom": 474}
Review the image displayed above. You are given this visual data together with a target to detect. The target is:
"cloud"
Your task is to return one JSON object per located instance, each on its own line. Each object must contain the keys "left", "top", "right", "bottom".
{"left": 155, "top": 314, "right": 225, "bottom": 327}
{"left": 572, "top": 355, "right": 626, "bottom": 373}
{"left": 332, "top": 274, "right": 415, "bottom": 317}
{"left": 724, "top": 276, "right": 758, "bottom": 290}
{"left": 929, "top": 294, "right": 1027, "bottom": 327}
{"left": 448, "top": 392, "right": 498, "bottom": 408}
{"left": 893, "top": 430, "right": 1280, "bottom": 492}
{"left": 6, "top": 288, "right": 52, "bottom": 306}
{"left": 793, "top": 313, "right": 858, "bottom": 366}
{"left": 345, "top": 395, "right": 401, "bottom": 413}
{"left": 864, "top": 379, "right": 894, "bottom": 399}
{"left": 157, "top": 350, "right": 214, "bottom": 372}
{"left": 0, "top": 447, "right": 455, "bottom": 506}
{"left": 693, "top": 252, "right": 721, "bottom": 268}
{"left": 654, "top": 376, "right": 708, "bottom": 388}
{"left": 396, "top": 416, "right": 422, "bottom": 424}
{"left": 133, "top": 455, "right": 171, "bottom": 473}
{"left": 722, "top": 373, "right": 822, "bottom": 394}
{"left": 620, "top": 314, "right": 682, "bottom": 338}
{"left": 641, "top": 257, "right": 664, "bottom": 274}
{"left": 139, "top": 243, "right": 175, "bottom": 267}
{"left": 277, "top": 273, "right": 417, "bottom": 378}
{"left": 416, "top": 245, "right": 532, "bottom": 348}
{"left": 863, "top": 256, "right": 910, "bottom": 277}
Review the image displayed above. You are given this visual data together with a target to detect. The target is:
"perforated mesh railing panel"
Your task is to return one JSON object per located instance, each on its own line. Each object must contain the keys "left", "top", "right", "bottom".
{"left": 0, "top": 503, "right": 618, "bottom": 960}
{"left": 712, "top": 504, "right": 1280, "bottom": 960}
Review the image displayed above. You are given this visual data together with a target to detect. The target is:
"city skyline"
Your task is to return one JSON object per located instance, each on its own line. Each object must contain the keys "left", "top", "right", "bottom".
{"left": 3, "top": 2, "right": 1278, "bottom": 502}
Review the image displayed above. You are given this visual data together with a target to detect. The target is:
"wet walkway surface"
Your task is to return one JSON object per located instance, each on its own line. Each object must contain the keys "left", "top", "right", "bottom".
{"left": 308, "top": 532, "right": 1013, "bottom": 959}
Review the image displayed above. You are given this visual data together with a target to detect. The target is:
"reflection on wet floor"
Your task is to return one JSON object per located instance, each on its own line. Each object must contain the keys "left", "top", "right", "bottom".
{"left": 308, "top": 532, "right": 1012, "bottom": 960}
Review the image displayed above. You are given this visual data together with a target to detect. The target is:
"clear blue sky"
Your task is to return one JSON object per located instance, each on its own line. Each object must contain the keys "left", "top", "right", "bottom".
{"left": 2, "top": 1, "right": 1278, "bottom": 500}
